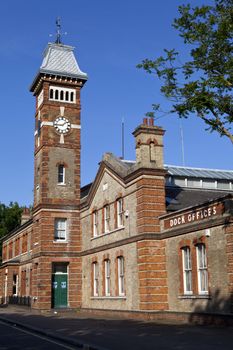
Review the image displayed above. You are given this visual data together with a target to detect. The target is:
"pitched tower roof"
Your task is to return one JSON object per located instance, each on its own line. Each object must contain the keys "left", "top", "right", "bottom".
{"left": 30, "top": 42, "right": 88, "bottom": 92}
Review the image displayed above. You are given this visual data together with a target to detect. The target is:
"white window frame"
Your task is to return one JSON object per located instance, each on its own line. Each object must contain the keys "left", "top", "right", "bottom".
{"left": 105, "top": 259, "right": 110, "bottom": 296}
{"left": 93, "top": 262, "right": 99, "bottom": 296}
{"left": 12, "top": 274, "right": 19, "bottom": 296}
{"left": 117, "top": 198, "right": 124, "bottom": 228}
{"left": 104, "top": 205, "right": 110, "bottom": 233}
{"left": 58, "top": 164, "right": 65, "bottom": 184}
{"left": 196, "top": 244, "right": 208, "bottom": 294}
{"left": 93, "top": 211, "right": 98, "bottom": 237}
{"left": 182, "top": 247, "right": 192, "bottom": 294}
{"left": 117, "top": 256, "right": 125, "bottom": 296}
{"left": 49, "top": 86, "right": 76, "bottom": 104}
{"left": 54, "top": 218, "right": 67, "bottom": 241}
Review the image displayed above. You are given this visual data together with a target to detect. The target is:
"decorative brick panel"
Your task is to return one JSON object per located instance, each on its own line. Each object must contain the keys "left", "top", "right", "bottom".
{"left": 137, "top": 240, "right": 168, "bottom": 311}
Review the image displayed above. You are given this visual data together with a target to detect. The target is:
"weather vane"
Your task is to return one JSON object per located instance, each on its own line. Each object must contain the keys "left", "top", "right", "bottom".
{"left": 49, "top": 17, "right": 67, "bottom": 44}
{"left": 55, "top": 17, "right": 62, "bottom": 44}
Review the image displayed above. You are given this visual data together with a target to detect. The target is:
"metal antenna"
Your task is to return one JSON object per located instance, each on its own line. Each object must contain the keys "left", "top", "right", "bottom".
{"left": 55, "top": 17, "right": 62, "bottom": 44}
{"left": 180, "top": 120, "right": 185, "bottom": 166}
{"left": 121, "top": 118, "right": 125, "bottom": 159}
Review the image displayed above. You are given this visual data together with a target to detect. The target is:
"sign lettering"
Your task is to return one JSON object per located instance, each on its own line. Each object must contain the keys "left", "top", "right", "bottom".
{"left": 164, "top": 203, "right": 223, "bottom": 230}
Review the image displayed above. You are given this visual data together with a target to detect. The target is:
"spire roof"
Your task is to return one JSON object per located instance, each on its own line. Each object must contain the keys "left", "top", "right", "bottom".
{"left": 40, "top": 43, "right": 87, "bottom": 79}
{"left": 30, "top": 42, "right": 87, "bottom": 92}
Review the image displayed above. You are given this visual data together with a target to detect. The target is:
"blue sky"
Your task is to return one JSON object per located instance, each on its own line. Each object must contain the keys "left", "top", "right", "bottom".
{"left": 0, "top": 0, "right": 232, "bottom": 206}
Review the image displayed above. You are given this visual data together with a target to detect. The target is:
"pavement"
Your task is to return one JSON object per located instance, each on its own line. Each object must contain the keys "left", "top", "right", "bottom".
{"left": 1, "top": 305, "right": 233, "bottom": 350}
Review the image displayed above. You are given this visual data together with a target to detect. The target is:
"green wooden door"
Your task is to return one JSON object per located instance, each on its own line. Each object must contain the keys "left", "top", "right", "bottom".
{"left": 52, "top": 274, "right": 68, "bottom": 308}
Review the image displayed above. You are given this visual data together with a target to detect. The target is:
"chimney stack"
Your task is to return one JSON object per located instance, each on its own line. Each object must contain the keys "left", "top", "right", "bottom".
{"left": 132, "top": 117, "right": 165, "bottom": 168}
{"left": 21, "top": 207, "right": 31, "bottom": 225}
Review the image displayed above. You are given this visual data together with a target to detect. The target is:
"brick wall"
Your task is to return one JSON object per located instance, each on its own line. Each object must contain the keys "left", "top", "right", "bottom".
{"left": 137, "top": 240, "right": 168, "bottom": 311}
{"left": 136, "top": 177, "right": 166, "bottom": 234}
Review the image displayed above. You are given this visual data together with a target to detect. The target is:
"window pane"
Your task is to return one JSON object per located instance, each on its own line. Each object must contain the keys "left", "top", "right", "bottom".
{"left": 117, "top": 198, "right": 123, "bottom": 227}
{"left": 93, "top": 211, "right": 98, "bottom": 236}
{"left": 118, "top": 256, "right": 125, "bottom": 295}
{"left": 174, "top": 178, "right": 186, "bottom": 187}
{"left": 58, "top": 165, "right": 65, "bottom": 183}
{"left": 187, "top": 178, "right": 201, "bottom": 188}
{"left": 105, "top": 260, "right": 110, "bottom": 295}
{"left": 182, "top": 247, "right": 192, "bottom": 293}
{"left": 93, "top": 262, "right": 99, "bottom": 296}
{"left": 104, "top": 205, "right": 110, "bottom": 232}
{"left": 197, "top": 244, "right": 208, "bottom": 293}
{"left": 54, "top": 219, "right": 67, "bottom": 240}
{"left": 202, "top": 180, "right": 216, "bottom": 189}
{"left": 217, "top": 181, "right": 229, "bottom": 190}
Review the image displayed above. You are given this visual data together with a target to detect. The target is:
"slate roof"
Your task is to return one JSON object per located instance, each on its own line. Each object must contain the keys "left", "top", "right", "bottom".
{"left": 165, "top": 165, "right": 233, "bottom": 180}
{"left": 39, "top": 43, "right": 88, "bottom": 80}
{"left": 30, "top": 43, "right": 87, "bottom": 91}
{"left": 80, "top": 155, "right": 233, "bottom": 212}
{"left": 165, "top": 187, "right": 229, "bottom": 212}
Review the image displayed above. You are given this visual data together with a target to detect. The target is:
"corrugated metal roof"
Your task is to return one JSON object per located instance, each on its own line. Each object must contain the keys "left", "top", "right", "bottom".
{"left": 165, "top": 165, "right": 233, "bottom": 180}
{"left": 39, "top": 43, "right": 88, "bottom": 80}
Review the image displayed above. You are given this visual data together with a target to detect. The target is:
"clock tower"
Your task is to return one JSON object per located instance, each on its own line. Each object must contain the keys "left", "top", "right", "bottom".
{"left": 29, "top": 36, "right": 87, "bottom": 310}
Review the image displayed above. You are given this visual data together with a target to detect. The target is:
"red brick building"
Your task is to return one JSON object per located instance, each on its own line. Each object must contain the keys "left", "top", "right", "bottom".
{"left": 1, "top": 39, "right": 233, "bottom": 318}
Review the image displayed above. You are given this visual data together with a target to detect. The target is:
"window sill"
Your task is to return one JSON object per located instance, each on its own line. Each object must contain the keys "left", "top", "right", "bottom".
{"left": 53, "top": 240, "right": 68, "bottom": 244}
{"left": 91, "top": 226, "right": 125, "bottom": 240}
{"left": 179, "top": 294, "right": 211, "bottom": 300}
{"left": 91, "top": 296, "right": 127, "bottom": 300}
{"left": 57, "top": 183, "right": 66, "bottom": 186}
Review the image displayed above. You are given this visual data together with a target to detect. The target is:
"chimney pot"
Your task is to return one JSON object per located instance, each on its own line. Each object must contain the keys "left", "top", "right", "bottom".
{"left": 149, "top": 117, "right": 154, "bottom": 126}
{"left": 143, "top": 118, "right": 148, "bottom": 126}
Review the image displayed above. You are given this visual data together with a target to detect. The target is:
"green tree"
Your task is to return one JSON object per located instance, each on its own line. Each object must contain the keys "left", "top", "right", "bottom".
{"left": 137, "top": 0, "right": 233, "bottom": 143}
{"left": 0, "top": 202, "right": 23, "bottom": 239}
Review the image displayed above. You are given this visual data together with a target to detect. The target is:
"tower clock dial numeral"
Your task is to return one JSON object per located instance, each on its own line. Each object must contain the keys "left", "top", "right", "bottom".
{"left": 54, "top": 117, "right": 71, "bottom": 134}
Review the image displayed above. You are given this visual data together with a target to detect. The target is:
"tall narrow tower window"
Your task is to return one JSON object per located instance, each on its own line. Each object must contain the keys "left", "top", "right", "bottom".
{"left": 55, "top": 90, "right": 59, "bottom": 99}
{"left": 50, "top": 89, "right": 54, "bottom": 99}
{"left": 60, "top": 90, "right": 64, "bottom": 101}
{"left": 65, "top": 91, "right": 69, "bottom": 101}
{"left": 58, "top": 164, "right": 65, "bottom": 184}
{"left": 70, "top": 92, "right": 74, "bottom": 102}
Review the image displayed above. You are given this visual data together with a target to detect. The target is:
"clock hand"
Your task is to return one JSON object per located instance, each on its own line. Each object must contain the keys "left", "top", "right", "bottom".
{"left": 60, "top": 121, "right": 66, "bottom": 126}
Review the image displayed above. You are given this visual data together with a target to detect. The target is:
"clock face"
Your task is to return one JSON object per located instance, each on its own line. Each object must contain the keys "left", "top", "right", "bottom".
{"left": 54, "top": 117, "right": 71, "bottom": 134}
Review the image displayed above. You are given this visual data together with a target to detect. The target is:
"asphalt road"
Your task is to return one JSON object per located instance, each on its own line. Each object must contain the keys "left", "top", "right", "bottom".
{"left": 0, "top": 321, "right": 78, "bottom": 350}
{"left": 1, "top": 308, "right": 233, "bottom": 350}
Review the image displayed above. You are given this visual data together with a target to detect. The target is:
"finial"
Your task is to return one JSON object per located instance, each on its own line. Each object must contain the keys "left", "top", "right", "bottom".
{"left": 55, "top": 17, "right": 62, "bottom": 44}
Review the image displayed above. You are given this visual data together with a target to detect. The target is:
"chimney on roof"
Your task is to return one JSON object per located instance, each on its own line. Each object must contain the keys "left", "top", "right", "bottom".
{"left": 132, "top": 117, "right": 165, "bottom": 168}
{"left": 21, "top": 207, "right": 31, "bottom": 225}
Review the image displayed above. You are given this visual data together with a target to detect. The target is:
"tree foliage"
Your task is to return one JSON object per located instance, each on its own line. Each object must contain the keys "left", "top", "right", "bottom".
{"left": 137, "top": 0, "right": 233, "bottom": 143}
{"left": 0, "top": 202, "right": 23, "bottom": 239}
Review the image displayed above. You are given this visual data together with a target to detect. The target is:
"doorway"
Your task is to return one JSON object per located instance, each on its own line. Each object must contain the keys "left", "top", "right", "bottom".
{"left": 51, "top": 263, "right": 68, "bottom": 308}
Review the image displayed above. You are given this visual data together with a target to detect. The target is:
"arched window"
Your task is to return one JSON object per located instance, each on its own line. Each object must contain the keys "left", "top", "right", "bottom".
{"left": 93, "top": 211, "right": 98, "bottom": 237}
{"left": 65, "top": 91, "right": 69, "bottom": 101}
{"left": 104, "top": 205, "right": 110, "bottom": 232}
{"left": 104, "top": 259, "right": 110, "bottom": 296}
{"left": 117, "top": 256, "right": 125, "bottom": 296}
{"left": 70, "top": 92, "right": 74, "bottom": 102}
{"left": 196, "top": 244, "right": 208, "bottom": 294}
{"left": 50, "top": 89, "right": 54, "bottom": 99}
{"left": 116, "top": 198, "right": 124, "bottom": 228}
{"left": 92, "top": 262, "right": 99, "bottom": 296}
{"left": 60, "top": 90, "right": 64, "bottom": 101}
{"left": 55, "top": 90, "right": 59, "bottom": 100}
{"left": 58, "top": 164, "right": 65, "bottom": 184}
{"left": 181, "top": 247, "right": 192, "bottom": 294}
